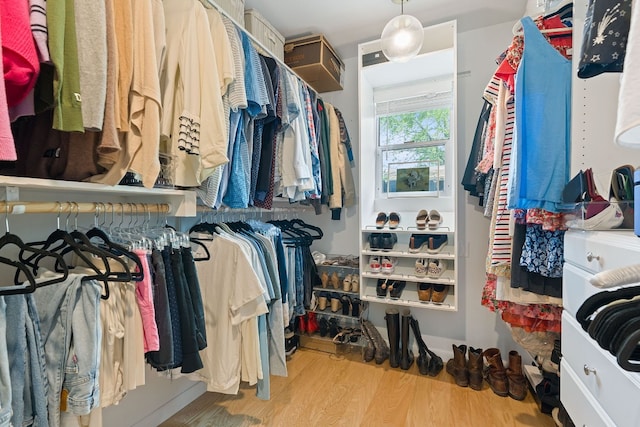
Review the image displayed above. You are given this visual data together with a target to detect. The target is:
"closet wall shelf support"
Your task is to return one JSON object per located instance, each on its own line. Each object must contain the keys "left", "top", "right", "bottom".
{"left": 0, "top": 176, "right": 197, "bottom": 217}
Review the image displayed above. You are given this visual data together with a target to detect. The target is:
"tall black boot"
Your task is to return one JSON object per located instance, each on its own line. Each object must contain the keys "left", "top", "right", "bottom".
{"left": 385, "top": 308, "right": 400, "bottom": 368}
{"left": 400, "top": 309, "right": 414, "bottom": 370}
{"left": 409, "top": 316, "right": 429, "bottom": 375}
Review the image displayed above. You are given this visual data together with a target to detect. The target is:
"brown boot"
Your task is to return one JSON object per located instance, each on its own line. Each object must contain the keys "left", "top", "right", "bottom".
{"left": 467, "top": 347, "right": 484, "bottom": 391}
{"left": 507, "top": 350, "right": 527, "bottom": 400}
{"left": 483, "top": 348, "right": 508, "bottom": 397}
{"left": 446, "top": 344, "right": 469, "bottom": 387}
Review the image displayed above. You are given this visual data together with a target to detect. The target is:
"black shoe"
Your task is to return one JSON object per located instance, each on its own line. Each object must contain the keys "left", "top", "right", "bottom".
{"left": 389, "top": 281, "right": 406, "bottom": 299}
{"left": 368, "top": 233, "right": 382, "bottom": 250}
{"left": 285, "top": 330, "right": 299, "bottom": 356}
{"left": 341, "top": 295, "right": 352, "bottom": 316}
{"left": 319, "top": 317, "right": 329, "bottom": 337}
{"left": 351, "top": 298, "right": 361, "bottom": 317}
{"left": 380, "top": 233, "right": 397, "bottom": 250}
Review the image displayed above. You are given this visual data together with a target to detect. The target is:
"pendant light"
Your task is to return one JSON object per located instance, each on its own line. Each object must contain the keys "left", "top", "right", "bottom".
{"left": 381, "top": 0, "right": 424, "bottom": 63}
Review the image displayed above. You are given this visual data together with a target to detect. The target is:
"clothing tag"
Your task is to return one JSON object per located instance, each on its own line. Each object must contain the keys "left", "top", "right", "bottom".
{"left": 60, "top": 388, "right": 69, "bottom": 412}
{"left": 567, "top": 48, "right": 573, "bottom": 56}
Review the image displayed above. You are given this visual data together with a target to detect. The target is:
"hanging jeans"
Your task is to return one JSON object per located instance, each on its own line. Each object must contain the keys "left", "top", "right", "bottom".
{"left": 147, "top": 249, "right": 174, "bottom": 370}
{"left": 161, "top": 247, "right": 183, "bottom": 370}
{"left": 33, "top": 273, "right": 101, "bottom": 427}
{"left": 5, "top": 294, "right": 49, "bottom": 427}
{"left": 0, "top": 297, "right": 12, "bottom": 427}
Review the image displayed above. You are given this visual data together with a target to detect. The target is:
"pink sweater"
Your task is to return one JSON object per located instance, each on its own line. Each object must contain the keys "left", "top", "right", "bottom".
{"left": 0, "top": 11, "right": 17, "bottom": 161}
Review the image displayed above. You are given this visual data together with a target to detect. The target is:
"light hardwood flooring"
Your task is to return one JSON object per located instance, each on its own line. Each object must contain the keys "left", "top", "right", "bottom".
{"left": 160, "top": 348, "right": 555, "bottom": 427}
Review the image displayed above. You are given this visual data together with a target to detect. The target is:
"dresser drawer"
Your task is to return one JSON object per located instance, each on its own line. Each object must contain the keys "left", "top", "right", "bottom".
{"left": 560, "top": 359, "right": 614, "bottom": 427}
{"left": 562, "top": 313, "right": 640, "bottom": 427}
{"left": 564, "top": 230, "right": 640, "bottom": 275}
{"left": 562, "top": 263, "right": 602, "bottom": 318}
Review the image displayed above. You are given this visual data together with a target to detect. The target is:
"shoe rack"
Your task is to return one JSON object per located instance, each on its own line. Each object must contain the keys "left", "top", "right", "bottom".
{"left": 359, "top": 227, "right": 457, "bottom": 311}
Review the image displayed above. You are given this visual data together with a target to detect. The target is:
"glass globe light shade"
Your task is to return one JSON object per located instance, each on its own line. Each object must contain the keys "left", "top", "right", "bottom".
{"left": 381, "top": 14, "right": 424, "bottom": 63}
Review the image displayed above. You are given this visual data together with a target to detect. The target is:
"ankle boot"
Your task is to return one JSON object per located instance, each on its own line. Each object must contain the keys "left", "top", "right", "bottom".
{"left": 446, "top": 344, "right": 469, "bottom": 387}
{"left": 483, "top": 348, "right": 509, "bottom": 397}
{"left": 307, "top": 312, "right": 319, "bottom": 335}
{"left": 507, "top": 350, "right": 527, "bottom": 400}
{"left": 298, "top": 315, "right": 307, "bottom": 334}
{"left": 362, "top": 319, "right": 389, "bottom": 364}
{"left": 400, "top": 309, "right": 414, "bottom": 370}
{"left": 385, "top": 308, "right": 400, "bottom": 368}
{"left": 467, "top": 347, "right": 484, "bottom": 390}
{"left": 409, "top": 316, "right": 429, "bottom": 375}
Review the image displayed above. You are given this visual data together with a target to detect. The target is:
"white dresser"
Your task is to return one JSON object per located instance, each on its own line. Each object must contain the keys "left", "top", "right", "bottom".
{"left": 562, "top": 230, "right": 640, "bottom": 427}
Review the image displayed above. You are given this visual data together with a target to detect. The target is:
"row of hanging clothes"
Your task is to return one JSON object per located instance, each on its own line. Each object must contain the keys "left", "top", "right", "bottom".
{"left": 0, "top": 0, "right": 356, "bottom": 220}
{"left": 0, "top": 202, "right": 208, "bottom": 427}
{"left": 184, "top": 210, "right": 322, "bottom": 399}
{"left": 461, "top": 2, "right": 575, "bottom": 362}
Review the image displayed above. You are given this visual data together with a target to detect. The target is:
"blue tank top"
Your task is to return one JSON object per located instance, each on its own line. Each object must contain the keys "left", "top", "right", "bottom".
{"left": 508, "top": 16, "right": 571, "bottom": 212}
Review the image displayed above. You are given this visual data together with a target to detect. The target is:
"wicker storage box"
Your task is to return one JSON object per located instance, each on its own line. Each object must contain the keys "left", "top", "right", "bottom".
{"left": 212, "top": 0, "right": 245, "bottom": 27}
{"left": 284, "top": 34, "right": 344, "bottom": 93}
{"left": 244, "top": 9, "right": 285, "bottom": 61}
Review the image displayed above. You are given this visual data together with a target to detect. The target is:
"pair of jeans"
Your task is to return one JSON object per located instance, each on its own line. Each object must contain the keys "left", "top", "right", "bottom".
{"left": 170, "top": 248, "right": 203, "bottom": 374}
{"left": 161, "top": 247, "right": 183, "bottom": 369}
{"left": 0, "top": 297, "right": 12, "bottom": 427}
{"left": 33, "top": 273, "right": 101, "bottom": 427}
{"left": 147, "top": 250, "right": 174, "bottom": 370}
{"left": 294, "top": 247, "right": 304, "bottom": 316}
{"left": 5, "top": 294, "right": 49, "bottom": 427}
{"left": 181, "top": 248, "right": 207, "bottom": 351}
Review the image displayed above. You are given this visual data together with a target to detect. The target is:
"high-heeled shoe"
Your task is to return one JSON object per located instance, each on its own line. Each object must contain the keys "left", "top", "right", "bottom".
{"left": 341, "top": 295, "right": 352, "bottom": 316}
{"left": 330, "top": 292, "right": 341, "bottom": 312}
{"left": 343, "top": 274, "right": 353, "bottom": 292}
{"left": 331, "top": 272, "right": 340, "bottom": 289}
{"left": 351, "top": 275, "right": 360, "bottom": 293}
{"left": 307, "top": 312, "right": 319, "bottom": 334}
{"left": 321, "top": 271, "right": 329, "bottom": 288}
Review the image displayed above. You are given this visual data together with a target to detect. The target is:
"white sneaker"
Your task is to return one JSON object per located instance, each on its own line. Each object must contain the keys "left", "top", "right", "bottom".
{"left": 381, "top": 257, "right": 395, "bottom": 274}
{"left": 369, "top": 256, "right": 381, "bottom": 273}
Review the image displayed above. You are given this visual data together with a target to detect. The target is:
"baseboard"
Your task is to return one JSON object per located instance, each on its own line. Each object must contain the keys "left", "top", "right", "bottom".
{"left": 131, "top": 382, "right": 207, "bottom": 427}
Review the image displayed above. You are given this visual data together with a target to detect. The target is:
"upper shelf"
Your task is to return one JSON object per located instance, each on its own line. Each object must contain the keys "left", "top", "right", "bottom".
{"left": 0, "top": 176, "right": 197, "bottom": 217}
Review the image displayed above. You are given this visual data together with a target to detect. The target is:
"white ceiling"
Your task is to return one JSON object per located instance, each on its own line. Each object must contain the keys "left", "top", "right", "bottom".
{"left": 244, "top": 0, "right": 528, "bottom": 59}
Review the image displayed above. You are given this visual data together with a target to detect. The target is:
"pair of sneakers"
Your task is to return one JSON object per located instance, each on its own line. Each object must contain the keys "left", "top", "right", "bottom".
{"left": 415, "top": 258, "right": 449, "bottom": 278}
{"left": 370, "top": 255, "right": 396, "bottom": 274}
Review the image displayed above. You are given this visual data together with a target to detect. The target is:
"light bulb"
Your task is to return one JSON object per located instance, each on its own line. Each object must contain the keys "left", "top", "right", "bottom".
{"left": 381, "top": 14, "right": 424, "bottom": 63}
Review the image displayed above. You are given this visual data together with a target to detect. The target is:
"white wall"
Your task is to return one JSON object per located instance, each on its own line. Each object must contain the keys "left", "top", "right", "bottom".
{"left": 298, "top": 20, "right": 521, "bottom": 357}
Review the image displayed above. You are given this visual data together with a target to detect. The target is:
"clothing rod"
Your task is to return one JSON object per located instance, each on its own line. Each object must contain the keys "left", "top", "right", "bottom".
{"left": 196, "top": 205, "right": 311, "bottom": 214}
{"left": 0, "top": 202, "right": 171, "bottom": 215}
{"left": 201, "top": 0, "right": 319, "bottom": 97}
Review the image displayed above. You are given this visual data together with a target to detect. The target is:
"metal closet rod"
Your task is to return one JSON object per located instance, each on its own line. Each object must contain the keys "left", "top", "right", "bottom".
{"left": 196, "top": 205, "right": 310, "bottom": 214}
{"left": 0, "top": 201, "right": 171, "bottom": 215}
{"left": 201, "top": 0, "right": 320, "bottom": 97}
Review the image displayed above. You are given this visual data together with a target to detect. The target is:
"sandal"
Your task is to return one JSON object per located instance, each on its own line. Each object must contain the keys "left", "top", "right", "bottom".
{"left": 331, "top": 272, "right": 340, "bottom": 289}
{"left": 375, "top": 212, "right": 388, "bottom": 229}
{"left": 321, "top": 271, "right": 329, "bottom": 288}
{"left": 388, "top": 212, "right": 400, "bottom": 229}
{"left": 416, "top": 209, "right": 428, "bottom": 230}
{"left": 428, "top": 210, "right": 442, "bottom": 230}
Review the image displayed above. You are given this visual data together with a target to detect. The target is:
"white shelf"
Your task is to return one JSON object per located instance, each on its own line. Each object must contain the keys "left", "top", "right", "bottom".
{"left": 0, "top": 176, "right": 197, "bottom": 216}
{"left": 362, "top": 266, "right": 455, "bottom": 284}
{"left": 362, "top": 245, "right": 455, "bottom": 259}
{"left": 312, "top": 287, "right": 360, "bottom": 296}
{"left": 361, "top": 285, "right": 456, "bottom": 312}
{"left": 309, "top": 309, "right": 360, "bottom": 321}
{"left": 361, "top": 227, "right": 453, "bottom": 235}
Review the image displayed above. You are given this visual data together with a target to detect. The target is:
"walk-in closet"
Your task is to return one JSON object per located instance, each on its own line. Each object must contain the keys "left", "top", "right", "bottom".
{"left": 1, "top": 0, "right": 639, "bottom": 425}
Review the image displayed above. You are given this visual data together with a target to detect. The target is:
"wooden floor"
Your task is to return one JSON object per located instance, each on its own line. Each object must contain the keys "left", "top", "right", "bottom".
{"left": 160, "top": 348, "right": 555, "bottom": 427}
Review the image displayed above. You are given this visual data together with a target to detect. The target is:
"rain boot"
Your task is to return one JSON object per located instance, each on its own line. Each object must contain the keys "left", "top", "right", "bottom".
{"left": 385, "top": 308, "right": 400, "bottom": 368}
{"left": 483, "top": 348, "right": 508, "bottom": 397}
{"left": 400, "top": 309, "right": 414, "bottom": 370}
{"left": 467, "top": 347, "right": 484, "bottom": 390}
{"left": 507, "top": 350, "right": 527, "bottom": 400}
{"left": 446, "top": 344, "right": 469, "bottom": 387}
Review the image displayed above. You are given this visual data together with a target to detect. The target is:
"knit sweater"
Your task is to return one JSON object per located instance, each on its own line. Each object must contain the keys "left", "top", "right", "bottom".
{"left": 1, "top": 0, "right": 40, "bottom": 107}
{"left": 0, "top": 14, "right": 17, "bottom": 161}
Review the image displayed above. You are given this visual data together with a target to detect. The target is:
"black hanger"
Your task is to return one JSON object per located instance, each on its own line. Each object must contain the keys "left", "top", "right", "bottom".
{"left": 84, "top": 227, "right": 144, "bottom": 282}
{"left": 290, "top": 219, "right": 323, "bottom": 239}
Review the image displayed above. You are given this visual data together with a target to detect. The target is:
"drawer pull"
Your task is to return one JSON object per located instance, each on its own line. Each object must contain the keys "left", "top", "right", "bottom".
{"left": 586, "top": 252, "right": 600, "bottom": 263}
{"left": 583, "top": 364, "right": 597, "bottom": 375}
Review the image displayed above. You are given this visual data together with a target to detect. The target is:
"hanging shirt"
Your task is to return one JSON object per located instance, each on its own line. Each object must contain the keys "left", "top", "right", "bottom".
{"left": 509, "top": 16, "right": 571, "bottom": 212}
{"left": 615, "top": 0, "right": 640, "bottom": 147}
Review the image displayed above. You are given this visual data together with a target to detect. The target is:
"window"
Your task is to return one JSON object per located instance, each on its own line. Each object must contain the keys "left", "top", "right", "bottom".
{"left": 375, "top": 80, "right": 453, "bottom": 197}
